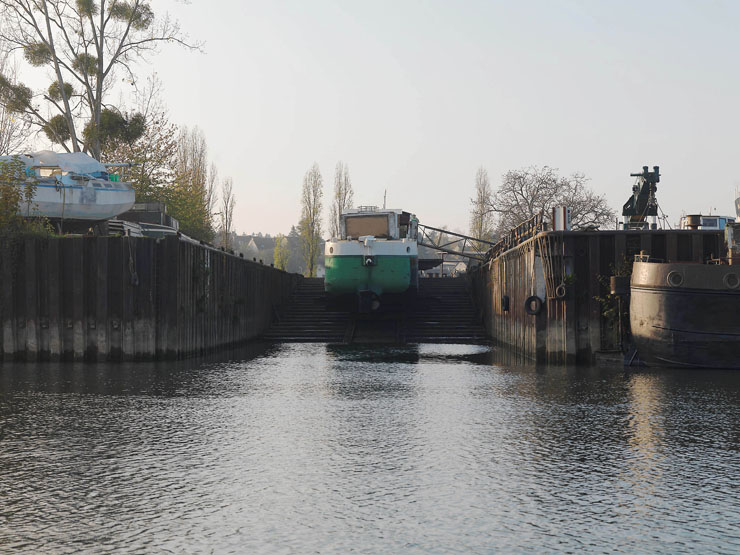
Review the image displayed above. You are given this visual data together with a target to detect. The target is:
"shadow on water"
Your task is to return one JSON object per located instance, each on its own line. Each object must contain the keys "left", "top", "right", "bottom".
{"left": 326, "top": 343, "right": 421, "bottom": 364}
{"left": 0, "top": 341, "right": 276, "bottom": 397}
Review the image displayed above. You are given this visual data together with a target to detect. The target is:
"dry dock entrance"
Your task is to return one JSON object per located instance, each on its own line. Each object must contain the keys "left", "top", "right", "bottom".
{"left": 262, "top": 277, "right": 488, "bottom": 344}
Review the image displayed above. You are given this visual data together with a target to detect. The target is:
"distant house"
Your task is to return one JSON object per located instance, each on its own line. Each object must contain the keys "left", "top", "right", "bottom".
{"left": 233, "top": 234, "right": 276, "bottom": 264}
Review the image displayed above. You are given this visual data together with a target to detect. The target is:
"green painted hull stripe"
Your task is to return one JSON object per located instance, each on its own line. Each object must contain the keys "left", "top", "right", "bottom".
{"left": 325, "top": 255, "right": 417, "bottom": 295}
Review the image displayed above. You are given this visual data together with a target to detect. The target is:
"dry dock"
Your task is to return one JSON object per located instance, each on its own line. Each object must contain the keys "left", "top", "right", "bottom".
{"left": 470, "top": 228, "right": 726, "bottom": 364}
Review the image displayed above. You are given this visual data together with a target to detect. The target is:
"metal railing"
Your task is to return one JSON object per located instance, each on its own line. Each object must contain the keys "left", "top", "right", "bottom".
{"left": 486, "top": 212, "right": 547, "bottom": 261}
{"left": 417, "top": 224, "right": 496, "bottom": 262}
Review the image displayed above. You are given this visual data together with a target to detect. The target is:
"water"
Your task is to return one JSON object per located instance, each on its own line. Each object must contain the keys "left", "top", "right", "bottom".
{"left": 1, "top": 343, "right": 739, "bottom": 553}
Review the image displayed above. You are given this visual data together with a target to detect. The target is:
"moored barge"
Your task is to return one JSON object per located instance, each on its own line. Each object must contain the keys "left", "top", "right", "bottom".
{"left": 324, "top": 207, "right": 419, "bottom": 307}
{"left": 630, "top": 258, "right": 740, "bottom": 368}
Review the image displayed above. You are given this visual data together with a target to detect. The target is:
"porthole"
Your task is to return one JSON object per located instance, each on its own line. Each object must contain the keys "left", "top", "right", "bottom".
{"left": 723, "top": 273, "right": 739, "bottom": 289}
{"left": 406, "top": 246, "right": 410, "bottom": 253}
{"left": 666, "top": 271, "right": 684, "bottom": 287}
{"left": 329, "top": 247, "right": 334, "bottom": 254}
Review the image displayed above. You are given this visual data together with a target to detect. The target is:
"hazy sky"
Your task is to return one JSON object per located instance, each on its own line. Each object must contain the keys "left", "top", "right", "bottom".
{"left": 56, "top": 1, "right": 740, "bottom": 234}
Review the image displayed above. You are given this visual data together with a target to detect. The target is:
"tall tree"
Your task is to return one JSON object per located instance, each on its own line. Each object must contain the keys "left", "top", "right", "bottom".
{"left": 0, "top": 0, "right": 196, "bottom": 158}
{"left": 488, "top": 166, "right": 615, "bottom": 233}
{"left": 469, "top": 166, "right": 495, "bottom": 245}
{"left": 100, "top": 76, "right": 177, "bottom": 201}
{"left": 218, "top": 176, "right": 235, "bottom": 249}
{"left": 299, "top": 163, "right": 323, "bottom": 277}
{"left": 286, "top": 224, "right": 304, "bottom": 274}
{"left": 166, "top": 126, "right": 215, "bottom": 241}
{"left": 0, "top": 53, "right": 30, "bottom": 155}
{"left": 205, "top": 161, "right": 218, "bottom": 227}
{"left": 329, "top": 160, "right": 353, "bottom": 238}
{"left": 273, "top": 233, "right": 289, "bottom": 270}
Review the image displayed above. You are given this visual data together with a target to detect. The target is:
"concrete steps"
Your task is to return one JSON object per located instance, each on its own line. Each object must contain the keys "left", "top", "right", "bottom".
{"left": 262, "top": 278, "right": 349, "bottom": 342}
{"left": 405, "top": 278, "right": 488, "bottom": 342}
{"left": 262, "top": 276, "right": 489, "bottom": 344}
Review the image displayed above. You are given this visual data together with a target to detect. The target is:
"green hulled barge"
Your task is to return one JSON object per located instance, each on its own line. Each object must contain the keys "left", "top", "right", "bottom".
{"left": 324, "top": 208, "right": 419, "bottom": 307}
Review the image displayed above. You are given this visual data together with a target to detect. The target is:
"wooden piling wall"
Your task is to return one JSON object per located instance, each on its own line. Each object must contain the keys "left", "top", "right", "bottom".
{"left": 471, "top": 229, "right": 725, "bottom": 364}
{"left": 0, "top": 235, "right": 300, "bottom": 361}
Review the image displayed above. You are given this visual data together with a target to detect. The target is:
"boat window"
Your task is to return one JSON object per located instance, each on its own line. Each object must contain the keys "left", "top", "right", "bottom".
{"left": 345, "top": 215, "right": 390, "bottom": 239}
{"left": 104, "top": 183, "right": 113, "bottom": 188}
{"left": 399, "top": 224, "right": 408, "bottom": 238}
{"left": 702, "top": 217, "right": 717, "bottom": 228}
{"left": 38, "top": 167, "right": 62, "bottom": 177}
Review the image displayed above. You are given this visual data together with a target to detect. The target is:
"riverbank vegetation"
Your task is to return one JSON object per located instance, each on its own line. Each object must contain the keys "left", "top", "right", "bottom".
{"left": 0, "top": 155, "right": 50, "bottom": 236}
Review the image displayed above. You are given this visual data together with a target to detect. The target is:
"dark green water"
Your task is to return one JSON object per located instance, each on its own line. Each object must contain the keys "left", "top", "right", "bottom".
{"left": 1, "top": 343, "right": 739, "bottom": 553}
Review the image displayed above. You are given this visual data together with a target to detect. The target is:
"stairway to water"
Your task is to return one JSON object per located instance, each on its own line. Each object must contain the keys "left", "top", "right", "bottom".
{"left": 406, "top": 277, "right": 489, "bottom": 343}
{"left": 261, "top": 278, "right": 349, "bottom": 342}
{"left": 262, "top": 276, "right": 488, "bottom": 344}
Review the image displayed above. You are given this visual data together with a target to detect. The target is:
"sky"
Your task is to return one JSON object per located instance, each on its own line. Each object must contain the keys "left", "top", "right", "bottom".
{"left": 25, "top": 0, "right": 740, "bottom": 235}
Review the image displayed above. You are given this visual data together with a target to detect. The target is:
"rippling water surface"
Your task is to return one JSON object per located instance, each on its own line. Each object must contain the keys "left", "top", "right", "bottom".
{"left": 1, "top": 343, "right": 739, "bottom": 553}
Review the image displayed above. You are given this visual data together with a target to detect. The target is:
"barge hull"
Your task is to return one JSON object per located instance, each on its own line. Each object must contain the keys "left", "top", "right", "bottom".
{"left": 630, "top": 261, "right": 740, "bottom": 368}
{"left": 324, "top": 255, "right": 415, "bottom": 295}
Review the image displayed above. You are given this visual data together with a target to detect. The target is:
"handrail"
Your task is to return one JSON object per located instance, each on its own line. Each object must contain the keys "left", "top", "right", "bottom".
{"left": 417, "top": 224, "right": 495, "bottom": 262}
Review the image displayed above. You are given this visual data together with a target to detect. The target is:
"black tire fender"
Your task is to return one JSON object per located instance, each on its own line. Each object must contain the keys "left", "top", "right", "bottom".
{"left": 524, "top": 295, "right": 543, "bottom": 315}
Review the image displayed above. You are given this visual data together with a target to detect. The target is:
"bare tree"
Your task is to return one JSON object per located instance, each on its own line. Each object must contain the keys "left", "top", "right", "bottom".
{"left": 299, "top": 163, "right": 323, "bottom": 277}
{"left": 329, "top": 160, "right": 353, "bottom": 238}
{"left": 218, "top": 177, "right": 235, "bottom": 249}
{"left": 469, "top": 166, "right": 495, "bottom": 244}
{"left": 487, "top": 166, "right": 615, "bottom": 233}
{"left": 0, "top": 0, "right": 197, "bottom": 158}
{"left": 0, "top": 52, "right": 30, "bottom": 154}
{"left": 206, "top": 161, "right": 218, "bottom": 225}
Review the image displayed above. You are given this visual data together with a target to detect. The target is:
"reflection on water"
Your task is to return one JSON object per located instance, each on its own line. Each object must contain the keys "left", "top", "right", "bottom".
{"left": 1, "top": 343, "right": 739, "bottom": 553}
{"left": 625, "top": 374, "right": 666, "bottom": 505}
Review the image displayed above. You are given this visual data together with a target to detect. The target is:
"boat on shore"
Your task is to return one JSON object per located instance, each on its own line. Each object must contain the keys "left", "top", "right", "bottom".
{"left": 324, "top": 207, "right": 419, "bottom": 309}
{"left": 0, "top": 150, "right": 135, "bottom": 222}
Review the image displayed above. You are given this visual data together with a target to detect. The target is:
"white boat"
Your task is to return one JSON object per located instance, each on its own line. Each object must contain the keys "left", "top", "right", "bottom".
{"left": 0, "top": 150, "right": 135, "bottom": 221}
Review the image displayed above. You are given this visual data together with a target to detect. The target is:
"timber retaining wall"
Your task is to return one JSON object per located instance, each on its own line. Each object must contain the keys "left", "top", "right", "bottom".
{"left": 0, "top": 235, "right": 300, "bottom": 361}
{"left": 470, "top": 229, "right": 725, "bottom": 364}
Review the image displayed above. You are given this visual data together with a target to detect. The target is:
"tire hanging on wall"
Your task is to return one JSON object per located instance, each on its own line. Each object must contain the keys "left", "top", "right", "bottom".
{"left": 524, "top": 295, "right": 543, "bottom": 315}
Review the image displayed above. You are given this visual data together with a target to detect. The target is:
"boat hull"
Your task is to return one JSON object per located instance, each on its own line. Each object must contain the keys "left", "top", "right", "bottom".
{"left": 3, "top": 151, "right": 136, "bottom": 221}
{"left": 630, "top": 261, "right": 740, "bottom": 368}
{"left": 325, "top": 254, "right": 417, "bottom": 295}
{"left": 22, "top": 182, "right": 135, "bottom": 221}
{"left": 324, "top": 238, "right": 418, "bottom": 296}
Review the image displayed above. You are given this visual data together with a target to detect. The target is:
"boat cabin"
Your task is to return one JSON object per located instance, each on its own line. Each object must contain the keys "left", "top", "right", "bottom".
{"left": 340, "top": 207, "right": 418, "bottom": 241}
{"left": 679, "top": 214, "right": 736, "bottom": 230}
